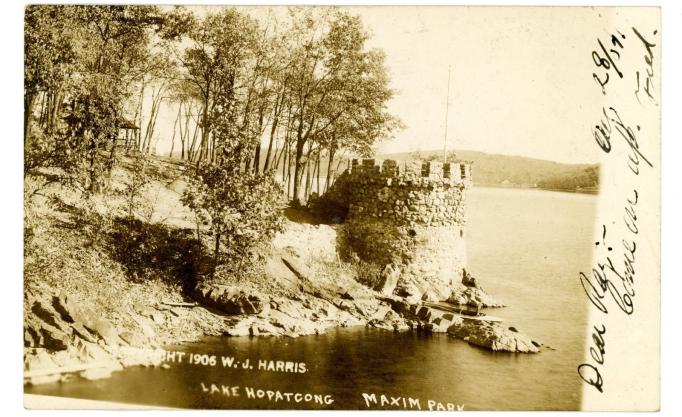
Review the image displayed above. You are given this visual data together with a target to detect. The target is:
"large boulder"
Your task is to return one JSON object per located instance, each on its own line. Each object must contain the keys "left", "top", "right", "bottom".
{"left": 195, "top": 283, "right": 269, "bottom": 315}
{"left": 31, "top": 300, "right": 67, "bottom": 332}
{"left": 375, "top": 264, "right": 400, "bottom": 295}
{"left": 263, "top": 256, "right": 300, "bottom": 292}
{"left": 25, "top": 300, "right": 71, "bottom": 351}
{"left": 83, "top": 319, "right": 121, "bottom": 347}
{"left": 394, "top": 282, "right": 422, "bottom": 299}
{"left": 70, "top": 323, "right": 97, "bottom": 343}
{"left": 425, "top": 312, "right": 463, "bottom": 333}
{"left": 446, "top": 285, "right": 504, "bottom": 308}
{"left": 51, "top": 293, "right": 86, "bottom": 323}
{"left": 461, "top": 269, "right": 484, "bottom": 290}
{"left": 447, "top": 319, "right": 540, "bottom": 353}
{"left": 38, "top": 323, "right": 70, "bottom": 351}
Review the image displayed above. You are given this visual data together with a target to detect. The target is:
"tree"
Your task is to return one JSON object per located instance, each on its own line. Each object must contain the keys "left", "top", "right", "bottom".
{"left": 24, "top": 5, "right": 176, "bottom": 194}
{"left": 122, "top": 153, "right": 151, "bottom": 219}
{"left": 173, "top": 9, "right": 259, "bottom": 167}
{"left": 181, "top": 163, "right": 286, "bottom": 274}
{"left": 24, "top": 6, "right": 79, "bottom": 141}
{"left": 282, "top": 8, "right": 398, "bottom": 205}
{"left": 26, "top": 5, "right": 401, "bottom": 206}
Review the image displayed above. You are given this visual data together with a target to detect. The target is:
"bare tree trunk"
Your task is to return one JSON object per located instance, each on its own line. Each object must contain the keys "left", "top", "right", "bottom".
{"left": 253, "top": 143, "right": 261, "bottom": 174}
{"left": 292, "top": 134, "right": 305, "bottom": 206}
{"left": 188, "top": 113, "right": 201, "bottom": 162}
{"left": 179, "top": 102, "right": 191, "bottom": 160}
{"left": 263, "top": 114, "right": 278, "bottom": 172}
{"left": 281, "top": 140, "right": 288, "bottom": 179}
{"left": 213, "top": 232, "right": 221, "bottom": 277}
{"left": 273, "top": 129, "right": 290, "bottom": 172}
{"left": 43, "top": 91, "right": 52, "bottom": 132}
{"left": 45, "top": 89, "right": 61, "bottom": 134}
{"left": 169, "top": 106, "right": 180, "bottom": 158}
{"left": 177, "top": 103, "right": 183, "bottom": 158}
{"left": 38, "top": 90, "right": 47, "bottom": 128}
{"left": 273, "top": 138, "right": 285, "bottom": 171}
{"left": 24, "top": 89, "right": 38, "bottom": 143}
{"left": 50, "top": 90, "right": 61, "bottom": 133}
{"left": 142, "top": 86, "right": 164, "bottom": 154}
{"left": 285, "top": 144, "right": 293, "bottom": 200}
{"left": 304, "top": 157, "right": 311, "bottom": 202}
{"left": 315, "top": 151, "right": 321, "bottom": 194}
{"left": 325, "top": 146, "right": 336, "bottom": 193}
{"left": 197, "top": 103, "right": 210, "bottom": 167}
{"left": 244, "top": 150, "right": 251, "bottom": 173}
{"left": 134, "top": 80, "right": 146, "bottom": 150}
{"left": 206, "top": 135, "right": 215, "bottom": 162}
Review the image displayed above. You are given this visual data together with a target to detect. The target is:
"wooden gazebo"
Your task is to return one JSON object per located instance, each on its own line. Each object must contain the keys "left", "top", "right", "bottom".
{"left": 115, "top": 117, "right": 140, "bottom": 148}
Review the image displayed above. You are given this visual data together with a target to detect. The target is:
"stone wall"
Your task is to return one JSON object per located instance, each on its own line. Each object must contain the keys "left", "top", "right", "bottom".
{"left": 320, "top": 158, "right": 472, "bottom": 299}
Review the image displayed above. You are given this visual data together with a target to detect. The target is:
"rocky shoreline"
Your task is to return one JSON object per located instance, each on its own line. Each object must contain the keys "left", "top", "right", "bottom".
{"left": 24, "top": 223, "right": 543, "bottom": 387}
{"left": 24, "top": 268, "right": 541, "bottom": 387}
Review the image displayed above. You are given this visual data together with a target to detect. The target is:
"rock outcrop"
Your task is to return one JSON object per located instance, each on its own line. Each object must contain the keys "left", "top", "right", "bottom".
{"left": 194, "top": 283, "right": 269, "bottom": 315}
{"left": 446, "top": 285, "right": 504, "bottom": 308}
{"left": 447, "top": 320, "right": 541, "bottom": 353}
{"left": 25, "top": 283, "right": 171, "bottom": 386}
{"left": 369, "top": 293, "right": 539, "bottom": 353}
{"left": 446, "top": 270, "right": 505, "bottom": 308}
{"left": 24, "top": 220, "right": 541, "bottom": 389}
{"left": 375, "top": 263, "right": 400, "bottom": 295}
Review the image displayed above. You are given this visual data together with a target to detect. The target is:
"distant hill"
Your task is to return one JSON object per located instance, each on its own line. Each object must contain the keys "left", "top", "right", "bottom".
{"left": 164, "top": 148, "right": 599, "bottom": 194}
{"left": 378, "top": 149, "right": 599, "bottom": 193}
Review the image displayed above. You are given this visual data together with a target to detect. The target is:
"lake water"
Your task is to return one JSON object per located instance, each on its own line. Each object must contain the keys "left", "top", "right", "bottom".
{"left": 26, "top": 187, "right": 597, "bottom": 410}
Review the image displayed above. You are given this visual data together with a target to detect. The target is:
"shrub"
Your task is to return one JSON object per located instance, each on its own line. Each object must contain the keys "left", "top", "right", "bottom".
{"left": 181, "top": 164, "right": 286, "bottom": 274}
{"left": 109, "top": 217, "right": 210, "bottom": 291}
{"left": 121, "top": 153, "right": 152, "bottom": 219}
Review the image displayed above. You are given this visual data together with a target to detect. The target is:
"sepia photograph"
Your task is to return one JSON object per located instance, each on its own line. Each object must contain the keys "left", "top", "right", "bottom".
{"left": 21, "top": 3, "right": 661, "bottom": 411}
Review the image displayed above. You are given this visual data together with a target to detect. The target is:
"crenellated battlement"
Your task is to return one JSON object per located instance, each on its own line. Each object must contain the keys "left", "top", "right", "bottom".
{"left": 349, "top": 158, "right": 472, "bottom": 185}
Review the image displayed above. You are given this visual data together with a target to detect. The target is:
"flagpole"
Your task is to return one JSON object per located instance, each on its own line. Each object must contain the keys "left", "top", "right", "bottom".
{"left": 443, "top": 65, "right": 451, "bottom": 164}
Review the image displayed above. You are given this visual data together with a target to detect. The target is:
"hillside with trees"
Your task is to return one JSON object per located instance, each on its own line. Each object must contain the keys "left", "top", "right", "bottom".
{"left": 24, "top": 4, "right": 400, "bottom": 278}
{"left": 23, "top": 5, "right": 402, "bottom": 374}
{"left": 25, "top": 5, "right": 399, "bottom": 205}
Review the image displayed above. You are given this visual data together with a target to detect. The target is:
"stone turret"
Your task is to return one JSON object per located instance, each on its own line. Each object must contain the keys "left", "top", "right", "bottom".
{"left": 320, "top": 158, "right": 472, "bottom": 300}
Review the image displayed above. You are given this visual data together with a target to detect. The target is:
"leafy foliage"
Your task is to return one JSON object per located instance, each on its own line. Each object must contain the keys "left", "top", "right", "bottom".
{"left": 537, "top": 166, "right": 599, "bottom": 191}
{"left": 121, "top": 153, "right": 152, "bottom": 219}
{"left": 25, "top": 5, "right": 172, "bottom": 193}
{"left": 181, "top": 163, "right": 286, "bottom": 271}
{"left": 109, "top": 217, "right": 210, "bottom": 291}
{"left": 24, "top": 5, "right": 402, "bottom": 289}
{"left": 280, "top": 8, "right": 400, "bottom": 204}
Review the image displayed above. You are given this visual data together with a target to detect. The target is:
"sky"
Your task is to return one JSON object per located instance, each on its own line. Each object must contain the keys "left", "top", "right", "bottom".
{"left": 352, "top": 6, "right": 610, "bottom": 163}
{"left": 148, "top": 6, "right": 617, "bottom": 164}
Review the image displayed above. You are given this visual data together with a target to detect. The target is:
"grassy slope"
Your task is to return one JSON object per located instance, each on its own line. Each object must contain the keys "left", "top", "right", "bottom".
{"left": 24, "top": 155, "right": 228, "bottom": 344}
{"left": 24, "top": 152, "right": 366, "bottom": 346}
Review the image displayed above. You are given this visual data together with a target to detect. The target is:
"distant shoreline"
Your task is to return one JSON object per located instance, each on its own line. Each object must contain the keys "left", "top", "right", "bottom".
{"left": 474, "top": 183, "right": 599, "bottom": 195}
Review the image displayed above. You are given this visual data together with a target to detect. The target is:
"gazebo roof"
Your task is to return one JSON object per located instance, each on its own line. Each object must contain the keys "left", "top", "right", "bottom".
{"left": 61, "top": 114, "right": 139, "bottom": 130}
{"left": 117, "top": 117, "right": 139, "bottom": 130}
